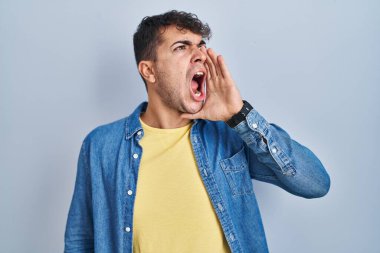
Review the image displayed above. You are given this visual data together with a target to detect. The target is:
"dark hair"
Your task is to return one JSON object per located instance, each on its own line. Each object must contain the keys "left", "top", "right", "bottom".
{"left": 133, "top": 10, "right": 212, "bottom": 66}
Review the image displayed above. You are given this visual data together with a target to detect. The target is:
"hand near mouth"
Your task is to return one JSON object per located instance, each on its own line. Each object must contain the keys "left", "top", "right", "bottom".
{"left": 181, "top": 48, "right": 244, "bottom": 122}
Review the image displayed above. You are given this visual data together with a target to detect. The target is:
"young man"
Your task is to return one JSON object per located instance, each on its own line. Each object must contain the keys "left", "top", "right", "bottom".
{"left": 64, "top": 10, "right": 330, "bottom": 253}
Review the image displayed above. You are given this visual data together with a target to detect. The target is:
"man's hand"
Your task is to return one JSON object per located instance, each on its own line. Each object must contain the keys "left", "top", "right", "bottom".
{"left": 181, "top": 48, "right": 244, "bottom": 121}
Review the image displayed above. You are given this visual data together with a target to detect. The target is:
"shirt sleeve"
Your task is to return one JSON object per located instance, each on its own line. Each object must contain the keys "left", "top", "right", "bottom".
{"left": 232, "top": 108, "right": 331, "bottom": 199}
{"left": 64, "top": 139, "right": 94, "bottom": 252}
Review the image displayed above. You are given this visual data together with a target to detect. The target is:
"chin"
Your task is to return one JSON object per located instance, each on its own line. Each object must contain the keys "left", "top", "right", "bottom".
{"left": 184, "top": 101, "right": 204, "bottom": 114}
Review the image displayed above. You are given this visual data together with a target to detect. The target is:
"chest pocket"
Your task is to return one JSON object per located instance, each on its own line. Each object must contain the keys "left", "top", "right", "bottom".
{"left": 219, "top": 146, "right": 254, "bottom": 196}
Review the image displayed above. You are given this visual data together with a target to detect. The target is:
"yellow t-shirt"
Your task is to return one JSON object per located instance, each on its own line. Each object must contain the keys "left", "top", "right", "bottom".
{"left": 132, "top": 118, "right": 230, "bottom": 253}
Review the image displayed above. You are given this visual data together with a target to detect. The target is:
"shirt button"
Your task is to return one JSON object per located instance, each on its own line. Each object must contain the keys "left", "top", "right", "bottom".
{"left": 137, "top": 131, "right": 142, "bottom": 136}
{"left": 271, "top": 147, "right": 277, "bottom": 154}
{"left": 251, "top": 123, "right": 258, "bottom": 129}
{"left": 127, "top": 190, "right": 133, "bottom": 195}
{"left": 125, "top": 227, "right": 131, "bottom": 232}
{"left": 133, "top": 153, "right": 139, "bottom": 159}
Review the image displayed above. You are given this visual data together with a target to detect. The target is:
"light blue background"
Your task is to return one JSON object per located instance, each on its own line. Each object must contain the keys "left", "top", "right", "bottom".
{"left": 1, "top": 0, "right": 379, "bottom": 252}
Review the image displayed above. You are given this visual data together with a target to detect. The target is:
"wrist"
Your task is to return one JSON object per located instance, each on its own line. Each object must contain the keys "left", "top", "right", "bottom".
{"left": 225, "top": 100, "right": 253, "bottom": 128}
{"left": 230, "top": 100, "right": 244, "bottom": 117}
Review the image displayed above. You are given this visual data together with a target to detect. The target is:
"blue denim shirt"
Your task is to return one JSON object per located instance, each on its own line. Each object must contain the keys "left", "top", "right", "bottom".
{"left": 64, "top": 102, "right": 330, "bottom": 253}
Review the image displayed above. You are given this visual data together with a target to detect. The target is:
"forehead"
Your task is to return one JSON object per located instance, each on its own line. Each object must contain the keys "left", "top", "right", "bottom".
{"left": 159, "top": 25, "right": 203, "bottom": 45}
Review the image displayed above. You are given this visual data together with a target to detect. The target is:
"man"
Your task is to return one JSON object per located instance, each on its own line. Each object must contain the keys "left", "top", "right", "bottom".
{"left": 64, "top": 10, "right": 330, "bottom": 253}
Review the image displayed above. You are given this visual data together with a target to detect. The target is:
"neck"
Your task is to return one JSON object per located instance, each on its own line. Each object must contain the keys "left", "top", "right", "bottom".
{"left": 140, "top": 98, "right": 192, "bottom": 129}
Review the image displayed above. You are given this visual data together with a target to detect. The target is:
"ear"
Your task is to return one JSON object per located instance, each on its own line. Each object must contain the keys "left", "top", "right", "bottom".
{"left": 138, "top": 60, "right": 156, "bottom": 84}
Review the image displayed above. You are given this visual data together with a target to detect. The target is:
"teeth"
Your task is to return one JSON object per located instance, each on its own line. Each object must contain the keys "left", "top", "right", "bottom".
{"left": 194, "top": 72, "right": 204, "bottom": 77}
{"left": 194, "top": 91, "right": 201, "bottom": 97}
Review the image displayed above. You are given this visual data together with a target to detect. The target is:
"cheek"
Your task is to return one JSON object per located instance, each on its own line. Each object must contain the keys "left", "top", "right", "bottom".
{"left": 173, "top": 70, "right": 188, "bottom": 86}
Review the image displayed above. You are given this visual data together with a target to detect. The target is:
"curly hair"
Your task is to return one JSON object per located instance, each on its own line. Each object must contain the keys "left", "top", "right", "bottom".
{"left": 133, "top": 10, "right": 212, "bottom": 65}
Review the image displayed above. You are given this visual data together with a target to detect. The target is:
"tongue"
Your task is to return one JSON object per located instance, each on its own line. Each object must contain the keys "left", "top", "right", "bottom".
{"left": 191, "top": 79, "right": 199, "bottom": 92}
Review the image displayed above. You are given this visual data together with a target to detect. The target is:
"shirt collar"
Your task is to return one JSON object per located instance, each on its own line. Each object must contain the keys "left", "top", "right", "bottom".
{"left": 124, "top": 101, "right": 201, "bottom": 139}
{"left": 125, "top": 102, "right": 147, "bottom": 139}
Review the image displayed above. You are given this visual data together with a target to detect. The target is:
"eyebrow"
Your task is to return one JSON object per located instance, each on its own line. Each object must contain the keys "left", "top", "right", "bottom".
{"left": 170, "top": 39, "right": 206, "bottom": 48}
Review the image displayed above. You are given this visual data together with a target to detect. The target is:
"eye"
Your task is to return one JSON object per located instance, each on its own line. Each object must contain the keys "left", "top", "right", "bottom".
{"left": 174, "top": 45, "right": 187, "bottom": 51}
{"left": 198, "top": 44, "right": 207, "bottom": 49}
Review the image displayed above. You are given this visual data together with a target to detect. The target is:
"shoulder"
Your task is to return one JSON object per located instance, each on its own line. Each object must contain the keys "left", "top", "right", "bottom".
{"left": 197, "top": 120, "right": 244, "bottom": 150}
{"left": 82, "top": 117, "right": 127, "bottom": 148}
{"left": 81, "top": 102, "right": 146, "bottom": 150}
{"left": 198, "top": 119, "right": 241, "bottom": 139}
{"left": 196, "top": 120, "right": 245, "bottom": 158}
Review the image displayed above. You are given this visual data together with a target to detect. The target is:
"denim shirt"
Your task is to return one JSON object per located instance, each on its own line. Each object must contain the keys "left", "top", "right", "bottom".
{"left": 64, "top": 102, "right": 330, "bottom": 253}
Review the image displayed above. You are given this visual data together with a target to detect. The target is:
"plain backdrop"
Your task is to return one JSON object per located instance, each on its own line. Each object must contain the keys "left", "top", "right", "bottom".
{"left": 1, "top": 0, "right": 379, "bottom": 252}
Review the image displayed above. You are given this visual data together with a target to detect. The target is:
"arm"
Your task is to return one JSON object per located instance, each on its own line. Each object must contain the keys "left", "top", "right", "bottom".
{"left": 234, "top": 108, "right": 330, "bottom": 198}
{"left": 181, "top": 47, "right": 330, "bottom": 199}
{"left": 64, "top": 140, "right": 94, "bottom": 253}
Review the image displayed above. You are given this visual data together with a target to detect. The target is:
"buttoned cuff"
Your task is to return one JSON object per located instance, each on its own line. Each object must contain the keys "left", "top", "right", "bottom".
{"left": 232, "top": 109, "right": 296, "bottom": 176}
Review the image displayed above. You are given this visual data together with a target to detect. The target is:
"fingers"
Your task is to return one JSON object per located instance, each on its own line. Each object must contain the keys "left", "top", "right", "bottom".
{"left": 204, "top": 59, "right": 212, "bottom": 82}
{"left": 205, "top": 48, "right": 231, "bottom": 80}
{"left": 203, "top": 48, "right": 234, "bottom": 92}
{"left": 217, "top": 55, "right": 231, "bottom": 80}
{"left": 207, "top": 48, "right": 222, "bottom": 77}
{"left": 205, "top": 50, "right": 217, "bottom": 80}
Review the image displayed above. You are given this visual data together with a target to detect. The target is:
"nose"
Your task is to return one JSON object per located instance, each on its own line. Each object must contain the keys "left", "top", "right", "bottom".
{"left": 191, "top": 45, "right": 207, "bottom": 64}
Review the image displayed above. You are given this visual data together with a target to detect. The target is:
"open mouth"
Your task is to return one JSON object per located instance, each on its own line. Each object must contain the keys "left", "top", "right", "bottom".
{"left": 190, "top": 71, "right": 206, "bottom": 101}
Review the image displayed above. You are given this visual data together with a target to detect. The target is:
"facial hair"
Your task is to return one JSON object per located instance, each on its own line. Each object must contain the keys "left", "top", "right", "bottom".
{"left": 154, "top": 68, "right": 203, "bottom": 114}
